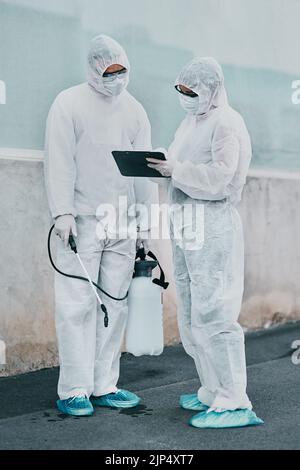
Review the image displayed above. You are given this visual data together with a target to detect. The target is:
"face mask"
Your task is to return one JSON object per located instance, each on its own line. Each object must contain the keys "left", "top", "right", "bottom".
{"left": 103, "top": 74, "right": 128, "bottom": 96}
{"left": 179, "top": 95, "right": 200, "bottom": 114}
{"left": 179, "top": 93, "right": 212, "bottom": 115}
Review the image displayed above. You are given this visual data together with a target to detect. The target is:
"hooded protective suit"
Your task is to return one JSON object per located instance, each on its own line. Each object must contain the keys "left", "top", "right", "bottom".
{"left": 44, "top": 35, "right": 158, "bottom": 399}
{"left": 168, "top": 58, "right": 252, "bottom": 411}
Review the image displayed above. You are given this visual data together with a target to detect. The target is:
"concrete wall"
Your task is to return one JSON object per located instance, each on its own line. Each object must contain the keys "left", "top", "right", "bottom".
{"left": 0, "top": 155, "right": 56, "bottom": 376}
{"left": 239, "top": 170, "right": 300, "bottom": 329}
{"left": 1, "top": 155, "right": 300, "bottom": 376}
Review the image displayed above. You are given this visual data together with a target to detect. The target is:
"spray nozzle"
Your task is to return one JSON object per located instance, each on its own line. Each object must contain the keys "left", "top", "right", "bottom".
{"left": 101, "top": 304, "right": 109, "bottom": 327}
{"left": 136, "top": 247, "right": 146, "bottom": 261}
{"left": 69, "top": 234, "right": 78, "bottom": 253}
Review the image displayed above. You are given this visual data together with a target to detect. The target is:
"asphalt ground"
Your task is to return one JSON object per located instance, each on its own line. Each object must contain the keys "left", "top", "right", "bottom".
{"left": 0, "top": 322, "right": 300, "bottom": 450}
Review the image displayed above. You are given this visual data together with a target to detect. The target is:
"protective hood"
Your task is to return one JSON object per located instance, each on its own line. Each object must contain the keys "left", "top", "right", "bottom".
{"left": 87, "top": 34, "right": 130, "bottom": 96}
{"left": 175, "top": 57, "right": 228, "bottom": 115}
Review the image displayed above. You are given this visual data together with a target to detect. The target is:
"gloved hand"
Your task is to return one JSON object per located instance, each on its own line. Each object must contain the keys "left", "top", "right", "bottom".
{"left": 54, "top": 214, "right": 77, "bottom": 248}
{"left": 147, "top": 147, "right": 175, "bottom": 178}
{"left": 136, "top": 230, "right": 151, "bottom": 254}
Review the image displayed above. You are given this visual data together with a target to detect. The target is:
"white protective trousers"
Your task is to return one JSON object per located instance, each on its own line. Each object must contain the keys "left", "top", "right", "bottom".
{"left": 171, "top": 198, "right": 252, "bottom": 411}
{"left": 55, "top": 216, "right": 136, "bottom": 400}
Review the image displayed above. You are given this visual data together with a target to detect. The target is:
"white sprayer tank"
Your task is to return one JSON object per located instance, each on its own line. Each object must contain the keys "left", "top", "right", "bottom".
{"left": 126, "top": 252, "right": 165, "bottom": 356}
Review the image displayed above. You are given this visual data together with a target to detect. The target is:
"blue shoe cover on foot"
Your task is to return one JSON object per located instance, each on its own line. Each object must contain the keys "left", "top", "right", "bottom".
{"left": 91, "top": 389, "right": 141, "bottom": 409}
{"left": 189, "top": 408, "right": 264, "bottom": 429}
{"left": 180, "top": 394, "right": 209, "bottom": 411}
{"left": 57, "top": 396, "right": 94, "bottom": 417}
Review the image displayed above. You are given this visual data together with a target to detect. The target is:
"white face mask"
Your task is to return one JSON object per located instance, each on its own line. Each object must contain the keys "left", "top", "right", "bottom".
{"left": 179, "top": 95, "right": 200, "bottom": 114}
{"left": 179, "top": 93, "right": 212, "bottom": 115}
{"left": 103, "top": 74, "right": 128, "bottom": 96}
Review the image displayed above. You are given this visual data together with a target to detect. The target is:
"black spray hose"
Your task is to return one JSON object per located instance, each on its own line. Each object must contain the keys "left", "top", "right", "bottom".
{"left": 47, "top": 225, "right": 129, "bottom": 328}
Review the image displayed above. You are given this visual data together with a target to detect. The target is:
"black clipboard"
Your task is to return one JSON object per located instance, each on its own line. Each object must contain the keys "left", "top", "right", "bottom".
{"left": 112, "top": 151, "right": 167, "bottom": 178}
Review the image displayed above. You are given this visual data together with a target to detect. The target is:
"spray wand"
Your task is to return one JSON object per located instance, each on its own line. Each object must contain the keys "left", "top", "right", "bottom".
{"left": 68, "top": 234, "right": 109, "bottom": 328}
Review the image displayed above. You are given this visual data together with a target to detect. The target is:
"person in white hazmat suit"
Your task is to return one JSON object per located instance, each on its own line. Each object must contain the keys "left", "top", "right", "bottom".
{"left": 147, "top": 58, "right": 263, "bottom": 429}
{"left": 44, "top": 35, "right": 158, "bottom": 417}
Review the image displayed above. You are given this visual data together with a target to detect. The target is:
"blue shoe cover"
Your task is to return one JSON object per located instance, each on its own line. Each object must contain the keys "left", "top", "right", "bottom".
{"left": 189, "top": 408, "right": 264, "bottom": 429}
{"left": 57, "top": 396, "right": 94, "bottom": 417}
{"left": 91, "top": 389, "right": 141, "bottom": 409}
{"left": 180, "top": 394, "right": 209, "bottom": 411}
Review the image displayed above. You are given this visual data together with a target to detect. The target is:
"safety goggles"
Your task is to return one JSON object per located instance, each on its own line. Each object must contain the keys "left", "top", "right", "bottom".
{"left": 175, "top": 84, "right": 198, "bottom": 98}
{"left": 103, "top": 68, "right": 127, "bottom": 78}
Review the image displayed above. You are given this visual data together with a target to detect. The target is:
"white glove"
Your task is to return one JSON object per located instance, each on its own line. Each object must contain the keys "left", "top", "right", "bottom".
{"left": 54, "top": 214, "right": 77, "bottom": 248}
{"left": 136, "top": 230, "right": 151, "bottom": 254}
{"left": 147, "top": 147, "right": 175, "bottom": 178}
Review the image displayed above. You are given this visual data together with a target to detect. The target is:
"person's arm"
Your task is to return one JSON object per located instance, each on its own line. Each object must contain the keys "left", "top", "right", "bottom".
{"left": 171, "top": 124, "right": 240, "bottom": 200}
{"left": 133, "top": 107, "right": 159, "bottom": 233}
{"left": 147, "top": 119, "right": 188, "bottom": 187}
{"left": 44, "top": 97, "right": 77, "bottom": 219}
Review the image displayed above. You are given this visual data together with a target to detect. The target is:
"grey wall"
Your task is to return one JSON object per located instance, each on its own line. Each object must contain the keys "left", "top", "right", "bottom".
{"left": 1, "top": 157, "right": 300, "bottom": 376}
{"left": 239, "top": 173, "right": 300, "bottom": 329}
{"left": 0, "top": 158, "right": 56, "bottom": 375}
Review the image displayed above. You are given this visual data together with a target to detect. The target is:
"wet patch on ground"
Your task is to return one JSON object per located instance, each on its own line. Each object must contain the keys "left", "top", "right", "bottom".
{"left": 119, "top": 404, "right": 153, "bottom": 418}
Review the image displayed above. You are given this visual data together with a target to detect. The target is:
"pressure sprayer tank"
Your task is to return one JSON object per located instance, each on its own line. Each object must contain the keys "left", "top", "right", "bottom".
{"left": 126, "top": 250, "right": 167, "bottom": 357}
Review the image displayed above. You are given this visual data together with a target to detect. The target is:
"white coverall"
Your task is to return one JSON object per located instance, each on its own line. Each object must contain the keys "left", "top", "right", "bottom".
{"left": 44, "top": 35, "right": 158, "bottom": 399}
{"left": 168, "top": 58, "right": 253, "bottom": 410}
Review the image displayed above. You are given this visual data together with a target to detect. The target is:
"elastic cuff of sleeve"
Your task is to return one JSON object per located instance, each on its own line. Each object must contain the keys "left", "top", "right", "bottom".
{"left": 171, "top": 162, "right": 181, "bottom": 182}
